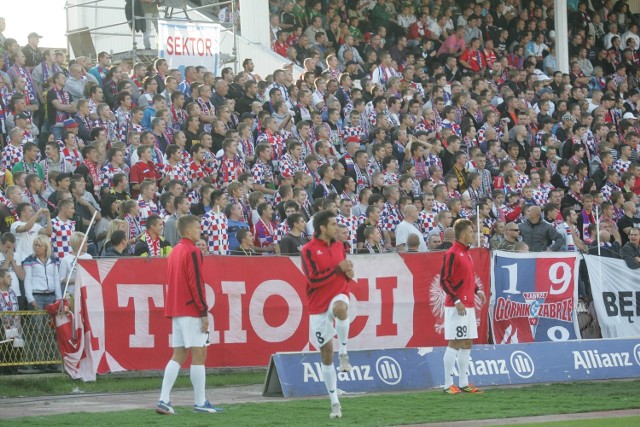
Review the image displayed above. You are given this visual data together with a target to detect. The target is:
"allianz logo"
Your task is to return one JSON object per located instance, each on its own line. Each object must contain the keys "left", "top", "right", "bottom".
{"left": 573, "top": 349, "right": 635, "bottom": 372}
{"left": 302, "top": 356, "right": 402, "bottom": 385}
{"left": 453, "top": 351, "right": 535, "bottom": 379}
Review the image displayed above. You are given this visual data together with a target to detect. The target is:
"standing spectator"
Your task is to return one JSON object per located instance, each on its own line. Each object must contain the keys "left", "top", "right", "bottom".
{"left": 164, "top": 195, "right": 190, "bottom": 247}
{"left": 23, "top": 235, "right": 60, "bottom": 373}
{"left": 617, "top": 201, "right": 640, "bottom": 246}
{"left": 155, "top": 214, "right": 223, "bottom": 415}
{"left": 252, "top": 201, "right": 277, "bottom": 254}
{"left": 395, "top": 205, "right": 427, "bottom": 252}
{"left": 279, "top": 213, "right": 308, "bottom": 255}
{"left": 22, "top": 32, "right": 43, "bottom": 69}
{"left": 201, "top": 190, "right": 229, "bottom": 255}
{"left": 518, "top": 206, "right": 565, "bottom": 252}
{"left": 11, "top": 204, "right": 52, "bottom": 264}
{"left": 51, "top": 199, "right": 76, "bottom": 259}
{"left": 0, "top": 267, "right": 22, "bottom": 375}
{"left": 88, "top": 52, "right": 111, "bottom": 88}
{"left": 46, "top": 72, "right": 76, "bottom": 140}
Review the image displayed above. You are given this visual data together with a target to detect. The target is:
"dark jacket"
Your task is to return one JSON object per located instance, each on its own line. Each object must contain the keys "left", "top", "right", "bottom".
{"left": 620, "top": 242, "right": 640, "bottom": 269}
{"left": 519, "top": 219, "right": 565, "bottom": 252}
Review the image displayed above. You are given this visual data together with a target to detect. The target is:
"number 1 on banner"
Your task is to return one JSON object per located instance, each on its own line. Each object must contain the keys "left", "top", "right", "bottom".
{"left": 501, "top": 264, "right": 521, "bottom": 294}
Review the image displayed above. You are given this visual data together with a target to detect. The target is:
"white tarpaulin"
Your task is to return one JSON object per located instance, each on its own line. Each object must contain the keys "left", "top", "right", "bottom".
{"left": 157, "top": 20, "right": 220, "bottom": 75}
{"left": 583, "top": 254, "right": 640, "bottom": 338}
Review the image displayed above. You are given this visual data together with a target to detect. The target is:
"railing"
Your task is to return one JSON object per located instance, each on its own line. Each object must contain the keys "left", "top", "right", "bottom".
{"left": 0, "top": 311, "right": 62, "bottom": 373}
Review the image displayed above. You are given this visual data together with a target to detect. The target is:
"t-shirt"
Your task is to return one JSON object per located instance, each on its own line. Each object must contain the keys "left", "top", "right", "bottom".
{"left": 279, "top": 233, "right": 308, "bottom": 256}
{"left": 618, "top": 215, "right": 640, "bottom": 246}
{"left": 395, "top": 221, "right": 427, "bottom": 252}
{"left": 10, "top": 221, "right": 43, "bottom": 263}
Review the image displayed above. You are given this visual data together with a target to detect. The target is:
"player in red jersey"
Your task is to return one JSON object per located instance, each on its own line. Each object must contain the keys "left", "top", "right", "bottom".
{"left": 155, "top": 215, "right": 223, "bottom": 415}
{"left": 300, "top": 210, "right": 354, "bottom": 419}
{"left": 440, "top": 219, "right": 487, "bottom": 394}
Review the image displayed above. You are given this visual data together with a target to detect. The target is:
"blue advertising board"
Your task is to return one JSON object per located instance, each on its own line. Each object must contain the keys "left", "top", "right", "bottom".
{"left": 263, "top": 339, "right": 640, "bottom": 397}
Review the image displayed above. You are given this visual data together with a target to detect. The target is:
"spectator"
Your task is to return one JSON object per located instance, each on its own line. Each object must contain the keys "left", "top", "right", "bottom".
{"left": 230, "top": 228, "right": 257, "bottom": 256}
{"left": 278, "top": 213, "right": 308, "bottom": 255}
{"left": 496, "top": 222, "right": 520, "bottom": 251}
{"left": 395, "top": 205, "right": 427, "bottom": 252}
{"left": 620, "top": 227, "right": 640, "bottom": 269}
{"left": 23, "top": 235, "right": 60, "bottom": 373}
{"left": 104, "top": 229, "right": 128, "bottom": 257}
{"left": 133, "top": 214, "right": 171, "bottom": 257}
{"left": 587, "top": 230, "right": 622, "bottom": 258}
{"left": 617, "top": 201, "right": 640, "bottom": 246}
{"left": 514, "top": 241, "right": 530, "bottom": 253}
{"left": 59, "top": 231, "right": 92, "bottom": 295}
{"left": 519, "top": 206, "right": 565, "bottom": 252}
{"left": 0, "top": 267, "right": 22, "bottom": 375}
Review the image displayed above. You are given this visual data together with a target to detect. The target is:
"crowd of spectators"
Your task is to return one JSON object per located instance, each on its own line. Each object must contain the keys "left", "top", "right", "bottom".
{"left": 3, "top": 0, "right": 640, "bottom": 370}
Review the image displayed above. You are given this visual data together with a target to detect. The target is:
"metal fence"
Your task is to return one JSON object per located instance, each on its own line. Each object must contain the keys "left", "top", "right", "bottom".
{"left": 1, "top": 311, "right": 62, "bottom": 374}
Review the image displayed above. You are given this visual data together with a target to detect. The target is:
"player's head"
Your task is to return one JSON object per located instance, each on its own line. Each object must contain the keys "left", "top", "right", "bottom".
{"left": 453, "top": 219, "right": 474, "bottom": 246}
{"left": 313, "top": 209, "right": 337, "bottom": 240}
{"left": 177, "top": 214, "right": 201, "bottom": 243}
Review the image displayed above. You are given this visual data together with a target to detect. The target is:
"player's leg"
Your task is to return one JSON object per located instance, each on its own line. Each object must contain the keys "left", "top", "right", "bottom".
{"left": 442, "top": 307, "right": 463, "bottom": 394}
{"left": 312, "top": 312, "right": 342, "bottom": 418}
{"left": 331, "top": 296, "right": 351, "bottom": 372}
{"left": 185, "top": 318, "right": 223, "bottom": 413}
{"left": 458, "top": 310, "right": 481, "bottom": 393}
{"left": 157, "top": 317, "right": 189, "bottom": 414}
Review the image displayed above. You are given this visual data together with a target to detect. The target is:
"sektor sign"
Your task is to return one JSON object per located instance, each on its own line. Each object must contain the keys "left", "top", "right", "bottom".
{"left": 158, "top": 20, "right": 220, "bottom": 74}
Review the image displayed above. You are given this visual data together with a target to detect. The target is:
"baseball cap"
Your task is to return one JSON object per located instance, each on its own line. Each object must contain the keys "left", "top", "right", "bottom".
{"left": 63, "top": 118, "right": 79, "bottom": 129}
{"left": 562, "top": 113, "right": 575, "bottom": 122}
{"left": 601, "top": 94, "right": 615, "bottom": 102}
{"left": 28, "top": 32, "right": 43, "bottom": 39}
{"left": 15, "top": 112, "right": 30, "bottom": 120}
{"left": 623, "top": 112, "right": 637, "bottom": 120}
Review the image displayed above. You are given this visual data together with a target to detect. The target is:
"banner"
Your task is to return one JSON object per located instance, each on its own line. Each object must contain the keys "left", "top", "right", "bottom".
{"left": 583, "top": 255, "right": 640, "bottom": 338}
{"left": 490, "top": 251, "right": 580, "bottom": 344}
{"left": 265, "top": 338, "right": 640, "bottom": 397}
{"left": 70, "top": 251, "right": 491, "bottom": 381}
{"left": 157, "top": 20, "right": 220, "bottom": 75}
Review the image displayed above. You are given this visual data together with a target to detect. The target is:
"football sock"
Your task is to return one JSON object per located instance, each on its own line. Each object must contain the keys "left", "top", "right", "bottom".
{"left": 322, "top": 363, "right": 340, "bottom": 405}
{"left": 458, "top": 349, "right": 471, "bottom": 388}
{"left": 335, "top": 318, "right": 349, "bottom": 355}
{"left": 159, "top": 359, "right": 180, "bottom": 403}
{"left": 443, "top": 347, "right": 458, "bottom": 389}
{"left": 190, "top": 364, "right": 207, "bottom": 406}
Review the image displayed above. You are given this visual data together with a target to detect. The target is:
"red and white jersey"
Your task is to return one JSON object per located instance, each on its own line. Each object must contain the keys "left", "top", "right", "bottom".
{"left": 51, "top": 217, "right": 75, "bottom": 259}
{"left": 161, "top": 161, "right": 189, "bottom": 183}
{"left": 418, "top": 210, "right": 437, "bottom": 239}
{"left": 279, "top": 153, "right": 307, "bottom": 179}
{"left": 215, "top": 154, "right": 245, "bottom": 186}
{"left": 336, "top": 213, "right": 358, "bottom": 251}
{"left": 187, "top": 160, "right": 214, "bottom": 185}
{"left": 201, "top": 210, "right": 229, "bottom": 255}
{"left": 137, "top": 196, "right": 158, "bottom": 230}
{"left": 1, "top": 144, "right": 22, "bottom": 170}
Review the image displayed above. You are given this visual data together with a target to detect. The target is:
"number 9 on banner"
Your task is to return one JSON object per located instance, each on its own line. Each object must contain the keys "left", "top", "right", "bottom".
{"left": 548, "top": 262, "right": 571, "bottom": 295}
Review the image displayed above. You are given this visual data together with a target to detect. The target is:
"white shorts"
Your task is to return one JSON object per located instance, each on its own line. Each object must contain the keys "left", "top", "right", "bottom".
{"left": 171, "top": 316, "right": 208, "bottom": 348}
{"left": 309, "top": 294, "right": 350, "bottom": 348}
{"left": 444, "top": 306, "right": 478, "bottom": 341}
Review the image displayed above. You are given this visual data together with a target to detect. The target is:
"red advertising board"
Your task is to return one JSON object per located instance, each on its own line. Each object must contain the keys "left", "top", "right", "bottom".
{"left": 68, "top": 251, "right": 490, "bottom": 381}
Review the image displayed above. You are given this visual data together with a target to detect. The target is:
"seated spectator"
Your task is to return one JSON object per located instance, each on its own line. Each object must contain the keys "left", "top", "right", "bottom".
{"left": 230, "top": 229, "right": 257, "bottom": 256}
{"left": 104, "top": 230, "right": 128, "bottom": 257}
{"left": 134, "top": 215, "right": 172, "bottom": 257}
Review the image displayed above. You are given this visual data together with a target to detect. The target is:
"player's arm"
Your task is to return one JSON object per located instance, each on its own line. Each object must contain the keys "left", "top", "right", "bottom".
{"left": 439, "top": 252, "right": 459, "bottom": 302}
{"left": 301, "top": 247, "right": 341, "bottom": 289}
{"left": 186, "top": 250, "right": 208, "bottom": 316}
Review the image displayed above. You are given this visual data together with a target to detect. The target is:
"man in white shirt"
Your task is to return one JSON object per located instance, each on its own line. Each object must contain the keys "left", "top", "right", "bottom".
{"left": 395, "top": 205, "right": 427, "bottom": 252}
{"left": 10, "top": 203, "right": 52, "bottom": 263}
